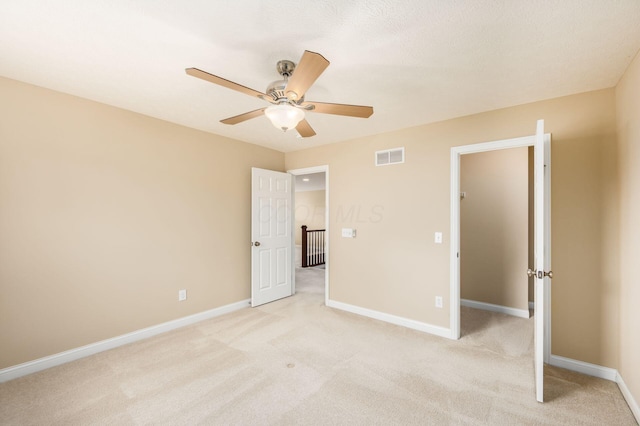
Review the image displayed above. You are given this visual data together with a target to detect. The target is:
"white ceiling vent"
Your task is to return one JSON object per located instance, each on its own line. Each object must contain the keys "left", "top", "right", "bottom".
{"left": 375, "top": 147, "right": 404, "bottom": 166}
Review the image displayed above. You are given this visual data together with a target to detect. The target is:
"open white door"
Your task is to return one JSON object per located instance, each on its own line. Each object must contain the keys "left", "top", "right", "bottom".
{"left": 251, "top": 168, "right": 293, "bottom": 307}
{"left": 532, "top": 119, "right": 552, "bottom": 402}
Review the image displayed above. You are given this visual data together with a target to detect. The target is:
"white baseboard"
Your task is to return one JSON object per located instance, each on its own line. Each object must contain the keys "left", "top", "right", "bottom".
{"left": 327, "top": 299, "right": 453, "bottom": 339}
{"left": 549, "top": 354, "right": 618, "bottom": 381}
{"left": 0, "top": 299, "right": 250, "bottom": 383}
{"left": 617, "top": 372, "right": 640, "bottom": 423}
{"left": 549, "top": 355, "right": 638, "bottom": 423}
{"left": 461, "top": 299, "right": 530, "bottom": 319}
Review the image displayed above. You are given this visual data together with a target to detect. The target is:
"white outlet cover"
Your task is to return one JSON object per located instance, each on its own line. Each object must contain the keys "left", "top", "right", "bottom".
{"left": 178, "top": 289, "right": 187, "bottom": 301}
{"left": 435, "top": 296, "right": 443, "bottom": 308}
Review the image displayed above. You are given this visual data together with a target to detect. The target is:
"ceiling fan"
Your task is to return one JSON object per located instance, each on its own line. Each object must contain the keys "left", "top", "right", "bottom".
{"left": 185, "top": 50, "right": 374, "bottom": 138}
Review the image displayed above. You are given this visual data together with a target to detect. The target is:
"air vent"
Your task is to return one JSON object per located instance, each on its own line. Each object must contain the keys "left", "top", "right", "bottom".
{"left": 375, "top": 147, "right": 404, "bottom": 166}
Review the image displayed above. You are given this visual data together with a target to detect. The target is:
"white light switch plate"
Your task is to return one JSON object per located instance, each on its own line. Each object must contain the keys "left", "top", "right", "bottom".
{"left": 342, "top": 228, "right": 356, "bottom": 238}
{"left": 435, "top": 232, "right": 443, "bottom": 244}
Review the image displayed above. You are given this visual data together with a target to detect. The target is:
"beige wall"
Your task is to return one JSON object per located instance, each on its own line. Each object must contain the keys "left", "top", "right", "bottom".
{"left": 0, "top": 77, "right": 284, "bottom": 368}
{"left": 294, "top": 190, "right": 326, "bottom": 246}
{"left": 616, "top": 50, "right": 640, "bottom": 408}
{"left": 286, "top": 88, "right": 619, "bottom": 367}
{"left": 2, "top": 66, "right": 634, "bottom": 396}
{"left": 460, "top": 148, "right": 529, "bottom": 311}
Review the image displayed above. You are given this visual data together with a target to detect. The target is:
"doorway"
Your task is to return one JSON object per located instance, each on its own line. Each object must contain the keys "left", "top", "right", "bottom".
{"left": 457, "top": 146, "right": 536, "bottom": 375}
{"left": 449, "top": 134, "right": 551, "bottom": 362}
{"left": 288, "top": 166, "right": 329, "bottom": 305}
{"left": 459, "top": 146, "right": 532, "bottom": 321}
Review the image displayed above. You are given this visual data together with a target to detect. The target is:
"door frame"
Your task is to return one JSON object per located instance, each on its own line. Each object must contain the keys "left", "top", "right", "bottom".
{"left": 287, "top": 165, "right": 330, "bottom": 306}
{"left": 449, "top": 135, "right": 551, "bottom": 363}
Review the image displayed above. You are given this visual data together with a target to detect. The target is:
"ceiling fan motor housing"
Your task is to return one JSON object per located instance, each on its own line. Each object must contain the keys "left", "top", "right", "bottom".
{"left": 266, "top": 79, "right": 288, "bottom": 102}
{"left": 266, "top": 79, "right": 305, "bottom": 105}
{"left": 266, "top": 60, "right": 304, "bottom": 104}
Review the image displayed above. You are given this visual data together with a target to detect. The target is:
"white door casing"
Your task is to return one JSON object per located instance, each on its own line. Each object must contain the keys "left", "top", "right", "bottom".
{"left": 251, "top": 168, "right": 293, "bottom": 307}
{"left": 288, "top": 165, "right": 330, "bottom": 306}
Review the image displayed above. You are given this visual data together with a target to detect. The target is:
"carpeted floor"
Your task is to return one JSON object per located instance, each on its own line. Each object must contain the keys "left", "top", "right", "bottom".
{"left": 0, "top": 266, "right": 636, "bottom": 425}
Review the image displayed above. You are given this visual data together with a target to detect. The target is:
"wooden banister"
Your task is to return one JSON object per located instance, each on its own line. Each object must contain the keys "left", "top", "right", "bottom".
{"left": 301, "top": 225, "right": 325, "bottom": 268}
{"left": 301, "top": 225, "right": 308, "bottom": 267}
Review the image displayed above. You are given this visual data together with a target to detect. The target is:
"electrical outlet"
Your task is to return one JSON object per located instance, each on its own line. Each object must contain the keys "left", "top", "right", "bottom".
{"left": 435, "top": 296, "right": 443, "bottom": 308}
{"left": 178, "top": 289, "right": 187, "bottom": 301}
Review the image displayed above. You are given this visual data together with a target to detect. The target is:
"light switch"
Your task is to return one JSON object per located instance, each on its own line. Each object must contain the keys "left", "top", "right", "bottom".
{"left": 342, "top": 228, "right": 356, "bottom": 238}
{"left": 435, "top": 232, "right": 443, "bottom": 244}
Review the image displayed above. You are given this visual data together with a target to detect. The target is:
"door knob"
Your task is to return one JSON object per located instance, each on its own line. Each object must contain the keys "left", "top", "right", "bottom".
{"left": 527, "top": 268, "right": 553, "bottom": 279}
{"left": 254, "top": 241, "right": 261, "bottom": 247}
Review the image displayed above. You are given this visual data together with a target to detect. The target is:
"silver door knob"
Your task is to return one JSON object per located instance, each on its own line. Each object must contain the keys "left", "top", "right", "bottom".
{"left": 544, "top": 270, "right": 553, "bottom": 279}
{"left": 254, "top": 241, "right": 261, "bottom": 247}
{"left": 527, "top": 268, "right": 536, "bottom": 278}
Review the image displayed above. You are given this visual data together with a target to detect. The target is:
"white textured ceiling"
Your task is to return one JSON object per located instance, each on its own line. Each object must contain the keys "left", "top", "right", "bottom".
{"left": 295, "top": 172, "right": 326, "bottom": 192}
{"left": 1, "top": 1, "right": 639, "bottom": 153}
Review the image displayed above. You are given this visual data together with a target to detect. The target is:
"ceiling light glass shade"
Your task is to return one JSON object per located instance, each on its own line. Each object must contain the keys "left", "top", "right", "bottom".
{"left": 265, "top": 104, "right": 304, "bottom": 132}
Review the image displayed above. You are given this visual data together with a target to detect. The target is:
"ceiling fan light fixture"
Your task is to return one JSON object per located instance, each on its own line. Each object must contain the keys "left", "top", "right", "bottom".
{"left": 186, "top": 50, "right": 372, "bottom": 138}
{"left": 265, "top": 104, "right": 304, "bottom": 132}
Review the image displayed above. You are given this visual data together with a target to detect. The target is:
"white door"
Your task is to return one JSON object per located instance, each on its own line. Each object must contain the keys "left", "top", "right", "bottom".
{"left": 251, "top": 168, "right": 293, "bottom": 307}
{"left": 532, "top": 119, "right": 552, "bottom": 402}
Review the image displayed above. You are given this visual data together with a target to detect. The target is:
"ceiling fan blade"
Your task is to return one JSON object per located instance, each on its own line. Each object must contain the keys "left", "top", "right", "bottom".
{"left": 220, "top": 108, "right": 266, "bottom": 125}
{"left": 285, "top": 50, "right": 330, "bottom": 101}
{"left": 186, "top": 68, "right": 266, "bottom": 99}
{"left": 295, "top": 119, "right": 316, "bottom": 138}
{"left": 302, "top": 101, "right": 374, "bottom": 118}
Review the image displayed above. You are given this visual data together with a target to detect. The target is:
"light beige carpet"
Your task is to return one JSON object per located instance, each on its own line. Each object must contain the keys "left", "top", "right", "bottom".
{"left": 0, "top": 266, "right": 636, "bottom": 425}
